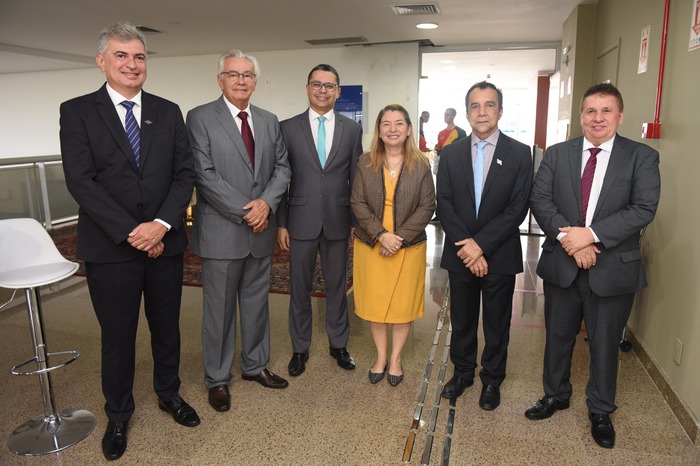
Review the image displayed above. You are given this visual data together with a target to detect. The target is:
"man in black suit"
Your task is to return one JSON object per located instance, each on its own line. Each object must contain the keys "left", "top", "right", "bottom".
{"left": 60, "top": 22, "right": 198, "bottom": 461}
{"left": 526, "top": 83, "right": 660, "bottom": 448}
{"left": 277, "top": 64, "right": 363, "bottom": 376}
{"left": 437, "top": 82, "right": 533, "bottom": 410}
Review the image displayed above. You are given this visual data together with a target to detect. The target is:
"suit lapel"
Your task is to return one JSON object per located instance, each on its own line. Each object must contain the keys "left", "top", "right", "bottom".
{"left": 95, "top": 85, "right": 139, "bottom": 172}
{"left": 250, "top": 105, "right": 265, "bottom": 180}
{"left": 481, "top": 133, "right": 508, "bottom": 200}
{"left": 299, "top": 112, "right": 322, "bottom": 170}
{"left": 456, "top": 136, "right": 476, "bottom": 206}
{"left": 593, "top": 135, "right": 625, "bottom": 219}
{"left": 567, "top": 138, "right": 584, "bottom": 222}
{"left": 214, "top": 96, "right": 254, "bottom": 173}
{"left": 325, "top": 112, "right": 344, "bottom": 169}
{"left": 139, "top": 91, "right": 156, "bottom": 170}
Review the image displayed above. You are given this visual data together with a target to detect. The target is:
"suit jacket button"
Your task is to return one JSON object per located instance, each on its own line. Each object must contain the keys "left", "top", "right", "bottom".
{"left": 137, "top": 203, "right": 143, "bottom": 209}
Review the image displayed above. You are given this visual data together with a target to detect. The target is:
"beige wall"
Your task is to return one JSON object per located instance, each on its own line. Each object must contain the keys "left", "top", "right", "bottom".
{"left": 0, "top": 43, "right": 419, "bottom": 159}
{"left": 586, "top": 0, "right": 700, "bottom": 426}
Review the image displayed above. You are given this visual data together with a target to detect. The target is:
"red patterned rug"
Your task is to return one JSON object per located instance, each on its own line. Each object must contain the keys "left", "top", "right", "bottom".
{"left": 48, "top": 224, "right": 352, "bottom": 297}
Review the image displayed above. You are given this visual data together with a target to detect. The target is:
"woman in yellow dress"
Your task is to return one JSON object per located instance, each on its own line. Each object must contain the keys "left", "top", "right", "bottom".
{"left": 351, "top": 104, "right": 435, "bottom": 386}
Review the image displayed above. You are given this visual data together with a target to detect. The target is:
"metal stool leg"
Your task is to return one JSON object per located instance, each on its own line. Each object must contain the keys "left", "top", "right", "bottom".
{"left": 8, "top": 287, "right": 96, "bottom": 456}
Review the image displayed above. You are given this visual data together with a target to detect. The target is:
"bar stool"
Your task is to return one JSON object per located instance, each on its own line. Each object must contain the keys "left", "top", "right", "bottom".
{"left": 0, "top": 218, "right": 95, "bottom": 456}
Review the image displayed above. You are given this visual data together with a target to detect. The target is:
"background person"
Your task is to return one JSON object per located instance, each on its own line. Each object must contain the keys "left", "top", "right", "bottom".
{"left": 351, "top": 104, "right": 435, "bottom": 386}
{"left": 277, "top": 64, "right": 363, "bottom": 377}
{"left": 60, "top": 22, "right": 198, "bottom": 461}
{"left": 526, "top": 83, "right": 660, "bottom": 449}
{"left": 186, "top": 49, "right": 292, "bottom": 413}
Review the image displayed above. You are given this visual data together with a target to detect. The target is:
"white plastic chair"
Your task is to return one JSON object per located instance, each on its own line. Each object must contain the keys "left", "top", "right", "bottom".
{"left": 0, "top": 218, "right": 95, "bottom": 456}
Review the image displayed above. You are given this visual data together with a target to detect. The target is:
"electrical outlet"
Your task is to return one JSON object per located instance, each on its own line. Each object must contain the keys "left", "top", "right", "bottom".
{"left": 673, "top": 338, "right": 683, "bottom": 365}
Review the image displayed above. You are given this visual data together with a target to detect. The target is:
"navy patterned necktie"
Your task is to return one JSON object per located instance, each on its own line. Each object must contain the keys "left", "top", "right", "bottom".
{"left": 238, "top": 111, "right": 255, "bottom": 167}
{"left": 120, "top": 101, "right": 140, "bottom": 167}
{"left": 581, "top": 147, "right": 601, "bottom": 224}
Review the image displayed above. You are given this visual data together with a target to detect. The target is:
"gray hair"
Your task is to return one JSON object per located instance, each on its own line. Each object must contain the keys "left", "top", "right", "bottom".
{"left": 97, "top": 22, "right": 147, "bottom": 55}
{"left": 217, "top": 49, "right": 260, "bottom": 78}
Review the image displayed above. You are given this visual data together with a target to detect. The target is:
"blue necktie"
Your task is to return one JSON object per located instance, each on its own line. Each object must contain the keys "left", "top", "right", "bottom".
{"left": 474, "top": 140, "right": 487, "bottom": 216}
{"left": 121, "top": 101, "right": 140, "bottom": 168}
{"left": 317, "top": 116, "right": 327, "bottom": 168}
{"left": 474, "top": 141, "right": 487, "bottom": 217}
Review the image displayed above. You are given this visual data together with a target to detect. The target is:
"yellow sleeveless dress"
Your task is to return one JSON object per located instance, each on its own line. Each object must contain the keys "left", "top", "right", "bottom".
{"left": 353, "top": 167, "right": 426, "bottom": 323}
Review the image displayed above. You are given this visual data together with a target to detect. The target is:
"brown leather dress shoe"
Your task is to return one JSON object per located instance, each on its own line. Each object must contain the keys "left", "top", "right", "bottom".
{"left": 242, "top": 368, "right": 289, "bottom": 389}
{"left": 208, "top": 384, "right": 231, "bottom": 412}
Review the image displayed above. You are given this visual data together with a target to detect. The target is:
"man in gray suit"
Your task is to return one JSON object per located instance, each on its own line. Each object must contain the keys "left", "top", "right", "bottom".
{"left": 187, "top": 50, "right": 291, "bottom": 413}
{"left": 277, "top": 64, "right": 363, "bottom": 376}
{"left": 526, "top": 83, "right": 660, "bottom": 449}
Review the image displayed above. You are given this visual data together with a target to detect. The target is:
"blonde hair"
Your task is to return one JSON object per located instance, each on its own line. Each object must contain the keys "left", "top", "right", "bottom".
{"left": 367, "top": 104, "right": 428, "bottom": 174}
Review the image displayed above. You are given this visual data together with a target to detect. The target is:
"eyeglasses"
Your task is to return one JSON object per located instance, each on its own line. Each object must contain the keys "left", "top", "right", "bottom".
{"left": 220, "top": 71, "right": 257, "bottom": 81}
{"left": 308, "top": 81, "right": 338, "bottom": 91}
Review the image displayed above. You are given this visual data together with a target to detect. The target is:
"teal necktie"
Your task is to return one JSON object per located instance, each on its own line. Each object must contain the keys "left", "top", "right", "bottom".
{"left": 317, "top": 116, "right": 327, "bottom": 168}
{"left": 474, "top": 140, "right": 487, "bottom": 216}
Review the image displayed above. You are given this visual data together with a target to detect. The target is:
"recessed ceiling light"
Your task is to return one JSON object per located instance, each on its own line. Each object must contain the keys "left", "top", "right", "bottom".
{"left": 416, "top": 23, "right": 438, "bottom": 30}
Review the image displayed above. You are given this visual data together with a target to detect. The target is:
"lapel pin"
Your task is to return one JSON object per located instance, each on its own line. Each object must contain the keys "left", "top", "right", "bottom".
{"left": 144, "top": 120, "right": 153, "bottom": 125}
{"left": 497, "top": 159, "right": 502, "bottom": 165}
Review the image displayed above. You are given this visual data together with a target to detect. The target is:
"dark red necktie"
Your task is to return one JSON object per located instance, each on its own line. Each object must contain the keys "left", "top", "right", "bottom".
{"left": 238, "top": 111, "right": 255, "bottom": 167}
{"left": 581, "top": 147, "right": 601, "bottom": 224}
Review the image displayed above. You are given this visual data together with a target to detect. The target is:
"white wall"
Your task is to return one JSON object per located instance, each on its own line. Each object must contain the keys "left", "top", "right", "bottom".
{"left": 0, "top": 43, "right": 420, "bottom": 159}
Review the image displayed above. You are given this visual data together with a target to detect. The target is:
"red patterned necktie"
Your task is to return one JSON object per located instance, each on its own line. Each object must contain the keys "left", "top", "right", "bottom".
{"left": 581, "top": 147, "right": 601, "bottom": 224}
{"left": 238, "top": 111, "right": 255, "bottom": 167}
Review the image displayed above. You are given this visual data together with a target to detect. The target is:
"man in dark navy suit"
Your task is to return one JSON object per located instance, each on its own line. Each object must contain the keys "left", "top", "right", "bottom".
{"left": 60, "top": 22, "right": 198, "bottom": 461}
{"left": 437, "top": 81, "right": 533, "bottom": 411}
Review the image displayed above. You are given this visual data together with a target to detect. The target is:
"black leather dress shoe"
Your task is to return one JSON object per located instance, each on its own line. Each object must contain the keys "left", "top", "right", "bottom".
{"left": 330, "top": 347, "right": 356, "bottom": 370}
{"left": 242, "top": 368, "right": 289, "bottom": 389}
{"left": 158, "top": 395, "right": 201, "bottom": 427}
{"left": 102, "top": 420, "right": 128, "bottom": 461}
{"left": 288, "top": 352, "right": 309, "bottom": 377}
{"left": 590, "top": 413, "right": 615, "bottom": 448}
{"left": 441, "top": 375, "right": 474, "bottom": 399}
{"left": 208, "top": 384, "right": 230, "bottom": 412}
{"left": 524, "top": 395, "right": 570, "bottom": 420}
{"left": 479, "top": 384, "right": 500, "bottom": 410}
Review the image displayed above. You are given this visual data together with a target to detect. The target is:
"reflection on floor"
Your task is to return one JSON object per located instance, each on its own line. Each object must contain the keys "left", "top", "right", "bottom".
{"left": 0, "top": 225, "right": 698, "bottom": 465}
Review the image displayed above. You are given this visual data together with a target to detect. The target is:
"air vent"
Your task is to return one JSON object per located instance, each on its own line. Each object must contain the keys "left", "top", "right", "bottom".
{"left": 389, "top": 3, "right": 441, "bottom": 16}
{"left": 136, "top": 26, "right": 162, "bottom": 35}
{"left": 306, "top": 36, "right": 368, "bottom": 46}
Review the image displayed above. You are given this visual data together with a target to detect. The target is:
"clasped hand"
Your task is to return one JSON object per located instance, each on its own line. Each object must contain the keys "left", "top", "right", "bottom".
{"left": 379, "top": 232, "right": 404, "bottom": 257}
{"left": 243, "top": 199, "right": 270, "bottom": 233}
{"left": 128, "top": 221, "right": 167, "bottom": 258}
{"left": 455, "top": 238, "right": 487, "bottom": 277}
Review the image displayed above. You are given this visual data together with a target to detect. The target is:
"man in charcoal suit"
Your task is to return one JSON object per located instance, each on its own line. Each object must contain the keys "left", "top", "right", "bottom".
{"left": 277, "top": 64, "right": 363, "bottom": 376}
{"left": 60, "top": 22, "right": 198, "bottom": 461}
{"left": 187, "top": 50, "right": 291, "bottom": 413}
{"left": 526, "top": 83, "right": 660, "bottom": 449}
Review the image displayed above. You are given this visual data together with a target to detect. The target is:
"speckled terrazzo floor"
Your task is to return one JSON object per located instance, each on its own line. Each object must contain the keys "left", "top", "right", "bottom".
{"left": 1, "top": 226, "right": 698, "bottom": 465}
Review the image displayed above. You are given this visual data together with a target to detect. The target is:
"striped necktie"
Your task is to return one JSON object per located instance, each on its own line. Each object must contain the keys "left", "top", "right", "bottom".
{"left": 121, "top": 101, "right": 140, "bottom": 167}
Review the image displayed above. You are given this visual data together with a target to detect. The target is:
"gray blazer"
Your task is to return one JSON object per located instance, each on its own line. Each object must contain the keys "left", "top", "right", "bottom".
{"left": 186, "top": 96, "right": 291, "bottom": 259}
{"left": 530, "top": 134, "right": 660, "bottom": 297}
{"left": 277, "top": 110, "right": 363, "bottom": 241}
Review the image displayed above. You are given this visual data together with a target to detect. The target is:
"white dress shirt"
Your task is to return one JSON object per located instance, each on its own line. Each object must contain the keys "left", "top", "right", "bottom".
{"left": 308, "top": 108, "right": 335, "bottom": 158}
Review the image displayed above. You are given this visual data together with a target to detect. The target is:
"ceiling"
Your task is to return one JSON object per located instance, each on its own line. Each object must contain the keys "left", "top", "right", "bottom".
{"left": 0, "top": 0, "right": 593, "bottom": 75}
